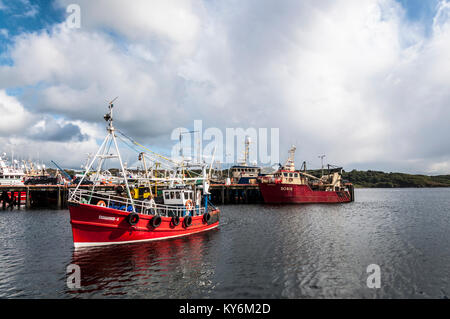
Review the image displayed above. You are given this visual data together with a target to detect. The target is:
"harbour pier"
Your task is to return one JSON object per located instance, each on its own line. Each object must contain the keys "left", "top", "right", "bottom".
{"left": 0, "top": 184, "right": 263, "bottom": 210}
{"left": 0, "top": 185, "right": 117, "bottom": 210}
{"left": 209, "top": 184, "right": 261, "bottom": 205}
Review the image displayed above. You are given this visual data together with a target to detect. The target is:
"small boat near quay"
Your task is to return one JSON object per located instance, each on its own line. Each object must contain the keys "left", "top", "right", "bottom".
{"left": 0, "top": 153, "right": 26, "bottom": 186}
{"left": 68, "top": 101, "right": 220, "bottom": 248}
{"left": 226, "top": 137, "right": 261, "bottom": 185}
{"left": 0, "top": 153, "right": 27, "bottom": 205}
{"left": 258, "top": 146, "right": 354, "bottom": 204}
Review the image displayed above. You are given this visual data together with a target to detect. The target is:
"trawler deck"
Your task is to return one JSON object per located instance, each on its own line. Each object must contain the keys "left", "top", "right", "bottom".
{"left": 69, "top": 188, "right": 206, "bottom": 217}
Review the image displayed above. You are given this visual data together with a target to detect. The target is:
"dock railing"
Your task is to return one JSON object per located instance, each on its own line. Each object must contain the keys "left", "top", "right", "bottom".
{"left": 69, "top": 189, "right": 205, "bottom": 217}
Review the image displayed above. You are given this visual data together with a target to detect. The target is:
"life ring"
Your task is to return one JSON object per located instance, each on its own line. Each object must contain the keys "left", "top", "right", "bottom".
{"left": 185, "top": 199, "right": 194, "bottom": 212}
{"left": 183, "top": 215, "right": 192, "bottom": 228}
{"left": 127, "top": 213, "right": 139, "bottom": 226}
{"left": 150, "top": 215, "right": 161, "bottom": 228}
{"left": 203, "top": 212, "right": 211, "bottom": 223}
{"left": 171, "top": 216, "right": 180, "bottom": 227}
{"left": 97, "top": 200, "right": 106, "bottom": 207}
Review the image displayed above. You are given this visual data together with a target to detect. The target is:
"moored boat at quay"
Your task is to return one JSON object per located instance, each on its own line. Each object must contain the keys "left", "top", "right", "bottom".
{"left": 228, "top": 137, "right": 261, "bottom": 185}
{"left": 258, "top": 146, "right": 354, "bottom": 204}
{"left": 0, "top": 153, "right": 25, "bottom": 186}
{"left": 0, "top": 154, "right": 28, "bottom": 204}
{"left": 68, "top": 101, "right": 220, "bottom": 248}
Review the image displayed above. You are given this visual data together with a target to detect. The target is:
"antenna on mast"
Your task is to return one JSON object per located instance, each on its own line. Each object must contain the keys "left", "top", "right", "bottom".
{"left": 284, "top": 145, "right": 296, "bottom": 171}
{"left": 104, "top": 96, "right": 118, "bottom": 130}
{"left": 179, "top": 130, "right": 199, "bottom": 160}
{"left": 244, "top": 136, "right": 251, "bottom": 166}
{"left": 70, "top": 98, "right": 136, "bottom": 212}
{"left": 238, "top": 136, "right": 252, "bottom": 166}
{"left": 318, "top": 155, "right": 326, "bottom": 177}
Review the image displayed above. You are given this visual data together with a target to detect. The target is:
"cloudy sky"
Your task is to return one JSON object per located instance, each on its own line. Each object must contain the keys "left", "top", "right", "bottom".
{"left": 0, "top": 0, "right": 449, "bottom": 174}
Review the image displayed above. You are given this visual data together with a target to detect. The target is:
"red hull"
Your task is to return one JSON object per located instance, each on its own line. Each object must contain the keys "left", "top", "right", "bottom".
{"left": 68, "top": 203, "right": 220, "bottom": 247}
{"left": 259, "top": 183, "right": 352, "bottom": 204}
{"left": 0, "top": 192, "right": 27, "bottom": 204}
{"left": 13, "top": 192, "right": 27, "bottom": 202}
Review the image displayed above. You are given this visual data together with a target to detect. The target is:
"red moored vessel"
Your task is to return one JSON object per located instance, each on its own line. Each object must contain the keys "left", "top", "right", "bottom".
{"left": 0, "top": 191, "right": 27, "bottom": 207}
{"left": 68, "top": 101, "right": 219, "bottom": 248}
{"left": 259, "top": 146, "right": 354, "bottom": 204}
{"left": 10, "top": 191, "right": 27, "bottom": 202}
{"left": 69, "top": 194, "right": 220, "bottom": 248}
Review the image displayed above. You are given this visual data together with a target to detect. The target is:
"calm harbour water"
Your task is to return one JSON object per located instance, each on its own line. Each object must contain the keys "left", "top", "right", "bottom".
{"left": 0, "top": 188, "right": 449, "bottom": 299}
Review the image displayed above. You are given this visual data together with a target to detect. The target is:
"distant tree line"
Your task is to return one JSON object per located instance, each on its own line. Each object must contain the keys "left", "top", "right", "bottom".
{"left": 307, "top": 169, "right": 450, "bottom": 188}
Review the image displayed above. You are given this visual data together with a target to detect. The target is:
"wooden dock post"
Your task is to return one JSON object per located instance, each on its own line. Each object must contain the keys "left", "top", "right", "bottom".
{"left": 1, "top": 191, "right": 6, "bottom": 210}
{"left": 57, "top": 187, "right": 62, "bottom": 209}
{"left": 17, "top": 192, "right": 21, "bottom": 207}
{"left": 62, "top": 188, "right": 67, "bottom": 208}
{"left": 26, "top": 187, "right": 31, "bottom": 209}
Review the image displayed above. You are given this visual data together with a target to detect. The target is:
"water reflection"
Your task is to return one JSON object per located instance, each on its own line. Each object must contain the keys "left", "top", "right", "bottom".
{"left": 1, "top": 189, "right": 449, "bottom": 298}
{"left": 67, "top": 230, "right": 219, "bottom": 298}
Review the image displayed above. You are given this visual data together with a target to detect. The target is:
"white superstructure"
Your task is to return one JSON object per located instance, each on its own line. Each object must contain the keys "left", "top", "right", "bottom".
{"left": 0, "top": 153, "right": 25, "bottom": 185}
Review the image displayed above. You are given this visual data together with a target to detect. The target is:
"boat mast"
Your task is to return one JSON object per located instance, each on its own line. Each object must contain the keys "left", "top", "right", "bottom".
{"left": 104, "top": 99, "right": 135, "bottom": 210}
{"left": 318, "top": 155, "right": 326, "bottom": 177}
{"left": 244, "top": 136, "right": 250, "bottom": 166}
{"left": 138, "top": 152, "right": 153, "bottom": 197}
{"left": 70, "top": 99, "right": 135, "bottom": 212}
{"left": 284, "top": 145, "right": 296, "bottom": 171}
{"left": 238, "top": 136, "right": 251, "bottom": 166}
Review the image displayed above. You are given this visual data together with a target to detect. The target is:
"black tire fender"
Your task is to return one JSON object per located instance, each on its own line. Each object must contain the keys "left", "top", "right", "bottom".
{"left": 203, "top": 212, "right": 211, "bottom": 223}
{"left": 127, "top": 213, "right": 139, "bottom": 226}
{"left": 183, "top": 215, "right": 192, "bottom": 228}
{"left": 151, "top": 215, "right": 162, "bottom": 228}
{"left": 171, "top": 216, "right": 180, "bottom": 227}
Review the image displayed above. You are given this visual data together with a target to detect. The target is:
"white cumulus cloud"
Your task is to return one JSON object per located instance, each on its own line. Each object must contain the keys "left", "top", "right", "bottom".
{"left": 0, "top": 0, "right": 449, "bottom": 173}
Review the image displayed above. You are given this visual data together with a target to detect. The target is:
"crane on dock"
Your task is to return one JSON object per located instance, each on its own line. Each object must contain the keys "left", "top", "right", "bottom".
{"left": 51, "top": 160, "right": 72, "bottom": 181}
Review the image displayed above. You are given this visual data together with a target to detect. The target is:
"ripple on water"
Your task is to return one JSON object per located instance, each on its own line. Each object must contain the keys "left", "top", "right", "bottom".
{"left": 0, "top": 189, "right": 449, "bottom": 298}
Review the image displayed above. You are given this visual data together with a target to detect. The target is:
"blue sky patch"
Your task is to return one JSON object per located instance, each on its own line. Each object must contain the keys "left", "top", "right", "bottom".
{"left": 0, "top": 0, "right": 65, "bottom": 53}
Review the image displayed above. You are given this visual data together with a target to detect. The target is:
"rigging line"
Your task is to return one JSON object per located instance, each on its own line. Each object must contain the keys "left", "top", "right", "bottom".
{"left": 116, "top": 133, "right": 141, "bottom": 153}
{"left": 117, "top": 134, "right": 183, "bottom": 174}
{"left": 116, "top": 130, "right": 203, "bottom": 179}
{"left": 105, "top": 132, "right": 114, "bottom": 157}
{"left": 116, "top": 129, "right": 177, "bottom": 164}
{"left": 116, "top": 134, "right": 142, "bottom": 155}
{"left": 116, "top": 135, "right": 176, "bottom": 176}
{"left": 116, "top": 136, "right": 164, "bottom": 174}
{"left": 96, "top": 133, "right": 113, "bottom": 175}
{"left": 89, "top": 133, "right": 114, "bottom": 202}
{"left": 184, "top": 167, "right": 202, "bottom": 178}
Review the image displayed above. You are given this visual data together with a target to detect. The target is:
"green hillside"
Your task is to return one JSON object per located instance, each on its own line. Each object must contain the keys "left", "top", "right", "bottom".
{"left": 308, "top": 169, "right": 450, "bottom": 188}
{"left": 307, "top": 169, "right": 450, "bottom": 188}
{"left": 343, "top": 170, "right": 450, "bottom": 188}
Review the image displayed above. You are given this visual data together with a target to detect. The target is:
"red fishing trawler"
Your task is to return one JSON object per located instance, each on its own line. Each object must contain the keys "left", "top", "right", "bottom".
{"left": 69, "top": 188, "right": 220, "bottom": 248}
{"left": 68, "top": 101, "right": 219, "bottom": 248}
{"left": 258, "top": 146, "right": 354, "bottom": 204}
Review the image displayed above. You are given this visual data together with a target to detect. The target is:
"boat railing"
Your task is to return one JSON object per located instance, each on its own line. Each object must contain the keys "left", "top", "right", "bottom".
{"left": 259, "top": 176, "right": 278, "bottom": 184}
{"left": 69, "top": 188, "right": 205, "bottom": 217}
